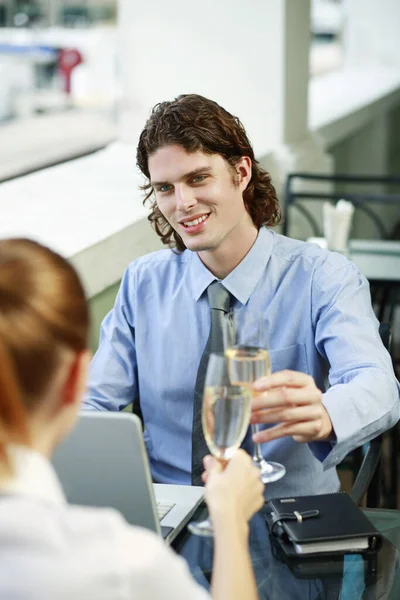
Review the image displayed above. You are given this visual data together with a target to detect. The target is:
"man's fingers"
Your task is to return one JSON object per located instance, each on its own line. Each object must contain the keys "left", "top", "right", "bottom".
{"left": 253, "top": 370, "right": 314, "bottom": 392}
{"left": 251, "top": 404, "right": 323, "bottom": 425}
{"left": 252, "top": 386, "right": 322, "bottom": 411}
{"left": 253, "top": 420, "right": 323, "bottom": 444}
{"left": 248, "top": 370, "right": 330, "bottom": 444}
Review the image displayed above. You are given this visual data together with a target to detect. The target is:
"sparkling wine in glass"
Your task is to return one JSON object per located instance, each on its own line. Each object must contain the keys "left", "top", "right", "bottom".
{"left": 225, "top": 343, "right": 286, "bottom": 484}
{"left": 188, "top": 353, "right": 252, "bottom": 537}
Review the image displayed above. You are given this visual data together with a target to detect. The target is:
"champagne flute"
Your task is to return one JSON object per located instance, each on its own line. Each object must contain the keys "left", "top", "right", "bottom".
{"left": 188, "top": 352, "right": 252, "bottom": 537}
{"left": 225, "top": 321, "right": 286, "bottom": 484}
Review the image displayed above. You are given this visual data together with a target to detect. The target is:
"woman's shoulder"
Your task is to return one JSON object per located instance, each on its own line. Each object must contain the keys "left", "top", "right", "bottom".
{"left": 63, "top": 502, "right": 159, "bottom": 546}
{"left": 65, "top": 504, "right": 210, "bottom": 598}
{"left": 0, "top": 498, "right": 210, "bottom": 599}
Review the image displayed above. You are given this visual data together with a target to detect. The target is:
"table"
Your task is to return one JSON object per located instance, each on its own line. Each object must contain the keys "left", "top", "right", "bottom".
{"left": 174, "top": 505, "right": 400, "bottom": 599}
{"left": 348, "top": 239, "right": 400, "bottom": 284}
{"left": 307, "top": 238, "right": 400, "bottom": 284}
{"left": 348, "top": 239, "right": 400, "bottom": 327}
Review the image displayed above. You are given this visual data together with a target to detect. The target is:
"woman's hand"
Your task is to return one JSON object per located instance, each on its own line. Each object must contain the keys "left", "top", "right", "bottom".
{"left": 203, "top": 450, "right": 264, "bottom": 530}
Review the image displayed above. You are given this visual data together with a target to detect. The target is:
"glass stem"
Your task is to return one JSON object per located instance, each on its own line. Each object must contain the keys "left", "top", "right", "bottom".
{"left": 251, "top": 423, "right": 264, "bottom": 463}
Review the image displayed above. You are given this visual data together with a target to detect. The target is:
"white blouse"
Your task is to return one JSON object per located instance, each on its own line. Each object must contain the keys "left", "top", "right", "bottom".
{"left": 0, "top": 447, "right": 210, "bottom": 600}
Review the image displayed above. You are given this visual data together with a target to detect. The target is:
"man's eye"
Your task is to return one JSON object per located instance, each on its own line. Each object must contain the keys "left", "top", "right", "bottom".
{"left": 158, "top": 185, "right": 172, "bottom": 193}
{"left": 192, "top": 175, "right": 206, "bottom": 184}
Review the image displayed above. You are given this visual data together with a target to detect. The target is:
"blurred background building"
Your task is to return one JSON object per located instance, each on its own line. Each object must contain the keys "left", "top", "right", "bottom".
{"left": 0, "top": 0, "right": 344, "bottom": 126}
{"left": 0, "top": 0, "right": 117, "bottom": 120}
{"left": 0, "top": 0, "right": 399, "bottom": 335}
{"left": 0, "top": 0, "right": 116, "bottom": 27}
{"left": 1, "top": 0, "right": 399, "bottom": 339}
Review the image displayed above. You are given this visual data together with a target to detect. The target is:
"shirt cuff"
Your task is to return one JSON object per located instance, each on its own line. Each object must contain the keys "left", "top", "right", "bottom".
{"left": 308, "top": 440, "right": 336, "bottom": 463}
{"left": 319, "top": 387, "right": 362, "bottom": 469}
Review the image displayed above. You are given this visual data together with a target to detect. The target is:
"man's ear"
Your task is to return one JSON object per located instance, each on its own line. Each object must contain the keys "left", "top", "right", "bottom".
{"left": 235, "top": 156, "right": 252, "bottom": 191}
{"left": 61, "top": 350, "right": 92, "bottom": 408}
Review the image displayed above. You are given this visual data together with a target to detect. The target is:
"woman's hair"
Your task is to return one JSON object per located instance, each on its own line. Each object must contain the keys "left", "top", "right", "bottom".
{"left": 0, "top": 238, "right": 89, "bottom": 473}
{"left": 136, "top": 94, "right": 282, "bottom": 252}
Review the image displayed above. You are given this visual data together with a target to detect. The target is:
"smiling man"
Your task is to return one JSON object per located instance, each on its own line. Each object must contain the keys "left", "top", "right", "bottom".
{"left": 148, "top": 146, "right": 256, "bottom": 279}
{"left": 85, "top": 94, "right": 399, "bottom": 496}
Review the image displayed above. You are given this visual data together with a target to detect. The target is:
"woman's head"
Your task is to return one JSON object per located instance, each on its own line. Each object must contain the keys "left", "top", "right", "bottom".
{"left": 0, "top": 239, "right": 90, "bottom": 473}
{"left": 137, "top": 94, "right": 281, "bottom": 251}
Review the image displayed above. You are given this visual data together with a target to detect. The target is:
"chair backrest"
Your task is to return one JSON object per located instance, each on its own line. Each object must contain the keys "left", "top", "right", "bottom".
{"left": 348, "top": 322, "right": 392, "bottom": 505}
{"left": 283, "top": 172, "right": 400, "bottom": 240}
{"left": 349, "top": 437, "right": 382, "bottom": 505}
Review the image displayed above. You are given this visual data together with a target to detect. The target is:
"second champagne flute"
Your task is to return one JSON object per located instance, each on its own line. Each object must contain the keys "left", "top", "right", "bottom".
{"left": 225, "top": 321, "right": 286, "bottom": 484}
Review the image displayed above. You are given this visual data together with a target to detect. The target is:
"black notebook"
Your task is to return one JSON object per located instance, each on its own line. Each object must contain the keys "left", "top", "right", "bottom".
{"left": 267, "top": 492, "right": 380, "bottom": 556}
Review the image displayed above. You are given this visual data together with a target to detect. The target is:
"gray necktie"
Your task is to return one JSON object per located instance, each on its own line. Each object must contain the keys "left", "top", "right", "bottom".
{"left": 191, "top": 281, "right": 234, "bottom": 485}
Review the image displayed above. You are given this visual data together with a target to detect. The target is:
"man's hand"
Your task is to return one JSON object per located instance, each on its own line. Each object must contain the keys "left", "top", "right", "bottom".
{"left": 251, "top": 370, "right": 333, "bottom": 444}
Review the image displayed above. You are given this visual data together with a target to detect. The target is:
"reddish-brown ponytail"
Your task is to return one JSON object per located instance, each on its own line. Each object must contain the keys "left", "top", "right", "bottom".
{"left": 0, "top": 238, "right": 89, "bottom": 474}
{"left": 0, "top": 337, "right": 30, "bottom": 471}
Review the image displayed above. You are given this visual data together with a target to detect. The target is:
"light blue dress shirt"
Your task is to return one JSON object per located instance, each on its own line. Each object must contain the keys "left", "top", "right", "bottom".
{"left": 85, "top": 227, "right": 400, "bottom": 496}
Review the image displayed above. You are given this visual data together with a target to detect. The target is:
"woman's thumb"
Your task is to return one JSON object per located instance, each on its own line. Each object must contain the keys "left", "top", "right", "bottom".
{"left": 203, "top": 455, "right": 223, "bottom": 474}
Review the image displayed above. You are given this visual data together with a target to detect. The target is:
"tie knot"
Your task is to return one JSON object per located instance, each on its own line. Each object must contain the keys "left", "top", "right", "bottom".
{"left": 207, "top": 281, "right": 232, "bottom": 313}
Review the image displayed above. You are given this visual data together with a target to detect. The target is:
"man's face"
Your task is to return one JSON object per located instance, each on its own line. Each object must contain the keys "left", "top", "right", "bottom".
{"left": 148, "top": 145, "right": 254, "bottom": 255}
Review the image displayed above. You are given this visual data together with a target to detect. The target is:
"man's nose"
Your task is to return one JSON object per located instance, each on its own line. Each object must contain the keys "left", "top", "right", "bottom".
{"left": 175, "top": 185, "right": 197, "bottom": 211}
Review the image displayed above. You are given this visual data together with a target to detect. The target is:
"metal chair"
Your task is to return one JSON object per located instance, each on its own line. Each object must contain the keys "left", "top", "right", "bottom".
{"left": 282, "top": 172, "right": 400, "bottom": 240}
{"left": 345, "top": 323, "right": 394, "bottom": 507}
{"left": 282, "top": 171, "right": 400, "bottom": 341}
{"left": 349, "top": 437, "right": 382, "bottom": 506}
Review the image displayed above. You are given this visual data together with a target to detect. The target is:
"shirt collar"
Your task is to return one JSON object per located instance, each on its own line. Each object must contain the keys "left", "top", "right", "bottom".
{"left": 188, "top": 227, "right": 274, "bottom": 305}
{"left": 188, "top": 252, "right": 217, "bottom": 301}
{"left": 0, "top": 445, "right": 66, "bottom": 506}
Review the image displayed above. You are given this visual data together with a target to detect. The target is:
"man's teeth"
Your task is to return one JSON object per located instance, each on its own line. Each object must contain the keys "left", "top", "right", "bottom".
{"left": 183, "top": 215, "right": 208, "bottom": 227}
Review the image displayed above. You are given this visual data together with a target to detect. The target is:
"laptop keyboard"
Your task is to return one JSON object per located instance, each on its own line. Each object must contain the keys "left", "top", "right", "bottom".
{"left": 157, "top": 501, "right": 175, "bottom": 520}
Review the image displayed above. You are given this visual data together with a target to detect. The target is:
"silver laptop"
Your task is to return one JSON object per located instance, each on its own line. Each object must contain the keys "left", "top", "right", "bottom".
{"left": 52, "top": 412, "right": 204, "bottom": 544}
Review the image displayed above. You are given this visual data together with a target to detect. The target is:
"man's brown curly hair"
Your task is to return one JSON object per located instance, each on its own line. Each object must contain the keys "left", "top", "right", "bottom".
{"left": 136, "top": 94, "right": 281, "bottom": 252}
